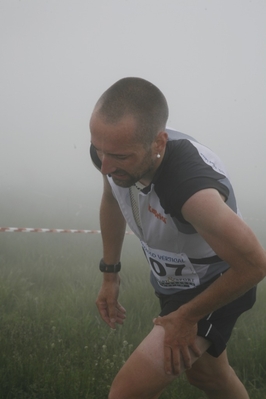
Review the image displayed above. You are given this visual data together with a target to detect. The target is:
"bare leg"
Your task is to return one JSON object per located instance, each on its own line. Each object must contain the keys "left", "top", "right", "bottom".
{"left": 108, "top": 325, "right": 210, "bottom": 399}
{"left": 186, "top": 349, "right": 249, "bottom": 399}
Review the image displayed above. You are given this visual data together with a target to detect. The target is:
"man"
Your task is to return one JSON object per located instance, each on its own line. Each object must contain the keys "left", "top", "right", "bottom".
{"left": 89, "top": 77, "right": 266, "bottom": 399}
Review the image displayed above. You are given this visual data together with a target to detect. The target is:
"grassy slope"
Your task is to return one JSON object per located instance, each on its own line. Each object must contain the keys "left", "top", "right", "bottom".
{"left": 0, "top": 233, "right": 265, "bottom": 398}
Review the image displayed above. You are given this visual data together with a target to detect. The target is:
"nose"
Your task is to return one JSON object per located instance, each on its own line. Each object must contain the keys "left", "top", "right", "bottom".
{"left": 100, "top": 154, "right": 116, "bottom": 175}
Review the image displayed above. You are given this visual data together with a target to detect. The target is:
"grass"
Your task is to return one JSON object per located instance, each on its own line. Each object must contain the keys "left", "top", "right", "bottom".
{"left": 0, "top": 232, "right": 265, "bottom": 398}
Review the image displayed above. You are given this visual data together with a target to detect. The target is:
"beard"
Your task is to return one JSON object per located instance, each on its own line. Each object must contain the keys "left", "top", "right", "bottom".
{"left": 110, "top": 169, "right": 150, "bottom": 188}
{"left": 111, "top": 173, "right": 137, "bottom": 188}
{"left": 110, "top": 151, "right": 157, "bottom": 188}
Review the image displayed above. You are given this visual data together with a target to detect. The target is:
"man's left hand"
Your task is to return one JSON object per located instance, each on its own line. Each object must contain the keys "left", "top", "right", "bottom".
{"left": 153, "top": 311, "right": 201, "bottom": 375}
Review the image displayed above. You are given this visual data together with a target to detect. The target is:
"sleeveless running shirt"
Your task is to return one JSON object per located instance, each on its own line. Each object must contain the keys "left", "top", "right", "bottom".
{"left": 90, "top": 128, "right": 241, "bottom": 295}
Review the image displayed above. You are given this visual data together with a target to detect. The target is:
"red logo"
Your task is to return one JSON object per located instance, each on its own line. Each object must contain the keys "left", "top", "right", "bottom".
{"left": 148, "top": 205, "right": 167, "bottom": 224}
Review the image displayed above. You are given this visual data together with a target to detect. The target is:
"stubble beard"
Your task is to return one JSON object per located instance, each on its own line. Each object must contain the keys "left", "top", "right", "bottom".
{"left": 111, "top": 152, "right": 156, "bottom": 188}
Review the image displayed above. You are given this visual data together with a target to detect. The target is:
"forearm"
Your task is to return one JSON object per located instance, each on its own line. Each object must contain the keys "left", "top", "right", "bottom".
{"left": 100, "top": 178, "right": 126, "bottom": 266}
{"left": 178, "top": 252, "right": 266, "bottom": 324}
{"left": 94, "top": 180, "right": 127, "bottom": 327}
{"left": 180, "top": 188, "right": 266, "bottom": 323}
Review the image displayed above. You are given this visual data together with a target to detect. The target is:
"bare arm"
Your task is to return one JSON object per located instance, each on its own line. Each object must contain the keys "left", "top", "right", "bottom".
{"left": 96, "top": 176, "right": 127, "bottom": 328}
{"left": 179, "top": 188, "right": 266, "bottom": 320}
{"left": 154, "top": 188, "right": 266, "bottom": 374}
{"left": 100, "top": 175, "right": 126, "bottom": 265}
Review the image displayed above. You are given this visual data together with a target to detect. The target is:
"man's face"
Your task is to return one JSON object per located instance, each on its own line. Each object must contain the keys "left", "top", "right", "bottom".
{"left": 90, "top": 114, "right": 160, "bottom": 187}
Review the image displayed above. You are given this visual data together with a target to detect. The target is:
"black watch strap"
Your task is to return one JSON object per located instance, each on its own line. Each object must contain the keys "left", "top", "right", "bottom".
{"left": 99, "top": 258, "right": 121, "bottom": 273}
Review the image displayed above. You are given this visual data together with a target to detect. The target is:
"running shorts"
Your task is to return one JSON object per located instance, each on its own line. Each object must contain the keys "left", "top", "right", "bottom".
{"left": 156, "top": 276, "right": 257, "bottom": 357}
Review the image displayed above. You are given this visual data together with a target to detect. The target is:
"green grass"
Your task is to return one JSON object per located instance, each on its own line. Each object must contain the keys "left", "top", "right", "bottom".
{"left": 0, "top": 232, "right": 265, "bottom": 398}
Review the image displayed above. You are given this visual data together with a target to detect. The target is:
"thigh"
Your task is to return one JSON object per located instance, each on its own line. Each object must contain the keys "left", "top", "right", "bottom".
{"left": 109, "top": 325, "right": 211, "bottom": 399}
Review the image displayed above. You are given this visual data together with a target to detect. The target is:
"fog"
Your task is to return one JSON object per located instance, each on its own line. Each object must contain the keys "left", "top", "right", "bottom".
{"left": 1, "top": 0, "right": 265, "bottom": 243}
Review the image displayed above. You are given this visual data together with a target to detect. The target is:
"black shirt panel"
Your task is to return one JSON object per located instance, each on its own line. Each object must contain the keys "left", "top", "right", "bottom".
{"left": 153, "top": 140, "right": 230, "bottom": 222}
{"left": 90, "top": 145, "right": 101, "bottom": 170}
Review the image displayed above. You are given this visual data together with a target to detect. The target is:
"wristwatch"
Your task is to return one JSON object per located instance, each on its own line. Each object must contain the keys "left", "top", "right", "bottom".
{"left": 99, "top": 258, "right": 121, "bottom": 273}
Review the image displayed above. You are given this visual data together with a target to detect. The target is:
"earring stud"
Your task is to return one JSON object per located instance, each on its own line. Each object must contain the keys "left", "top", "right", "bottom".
{"left": 157, "top": 153, "right": 161, "bottom": 159}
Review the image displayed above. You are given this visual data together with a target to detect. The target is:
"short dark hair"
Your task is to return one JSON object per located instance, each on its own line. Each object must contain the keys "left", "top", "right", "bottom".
{"left": 95, "top": 77, "right": 169, "bottom": 147}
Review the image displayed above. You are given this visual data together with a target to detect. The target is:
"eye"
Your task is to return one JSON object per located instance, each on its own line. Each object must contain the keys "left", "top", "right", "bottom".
{"left": 114, "top": 155, "right": 128, "bottom": 160}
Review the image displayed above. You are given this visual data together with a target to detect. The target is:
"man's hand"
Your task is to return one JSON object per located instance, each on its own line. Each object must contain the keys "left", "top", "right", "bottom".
{"left": 153, "top": 310, "right": 201, "bottom": 375}
{"left": 96, "top": 275, "right": 126, "bottom": 329}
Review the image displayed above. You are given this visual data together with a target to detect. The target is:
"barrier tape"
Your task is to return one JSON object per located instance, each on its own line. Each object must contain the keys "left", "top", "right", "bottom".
{"left": 0, "top": 216, "right": 263, "bottom": 235}
{"left": 0, "top": 227, "right": 134, "bottom": 235}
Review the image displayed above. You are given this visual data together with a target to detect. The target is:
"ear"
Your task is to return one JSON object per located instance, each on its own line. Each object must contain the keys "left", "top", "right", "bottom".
{"left": 154, "top": 131, "right": 168, "bottom": 153}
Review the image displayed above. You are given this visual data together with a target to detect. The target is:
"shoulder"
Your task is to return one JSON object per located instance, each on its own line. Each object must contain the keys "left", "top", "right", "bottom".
{"left": 154, "top": 138, "right": 231, "bottom": 221}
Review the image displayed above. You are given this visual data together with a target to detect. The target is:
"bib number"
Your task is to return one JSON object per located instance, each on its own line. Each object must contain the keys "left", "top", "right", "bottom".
{"left": 141, "top": 241, "right": 200, "bottom": 289}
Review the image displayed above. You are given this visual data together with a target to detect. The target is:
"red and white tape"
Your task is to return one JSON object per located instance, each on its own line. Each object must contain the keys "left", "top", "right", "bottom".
{"left": 0, "top": 227, "right": 133, "bottom": 235}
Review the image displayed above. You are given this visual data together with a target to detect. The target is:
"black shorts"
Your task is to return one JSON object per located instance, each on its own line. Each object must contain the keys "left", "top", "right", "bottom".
{"left": 156, "top": 276, "right": 257, "bottom": 357}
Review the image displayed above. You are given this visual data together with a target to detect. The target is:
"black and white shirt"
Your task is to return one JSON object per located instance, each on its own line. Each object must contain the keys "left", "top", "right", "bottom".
{"left": 90, "top": 128, "right": 240, "bottom": 295}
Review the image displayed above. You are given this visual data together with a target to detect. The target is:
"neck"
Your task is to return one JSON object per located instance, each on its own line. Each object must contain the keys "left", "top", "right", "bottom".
{"left": 139, "top": 149, "right": 165, "bottom": 186}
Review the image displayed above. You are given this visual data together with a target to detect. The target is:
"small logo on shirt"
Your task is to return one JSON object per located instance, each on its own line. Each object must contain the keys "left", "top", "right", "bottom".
{"left": 148, "top": 205, "right": 167, "bottom": 224}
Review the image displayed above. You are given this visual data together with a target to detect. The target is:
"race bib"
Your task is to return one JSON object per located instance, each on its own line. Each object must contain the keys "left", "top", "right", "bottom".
{"left": 141, "top": 241, "right": 200, "bottom": 289}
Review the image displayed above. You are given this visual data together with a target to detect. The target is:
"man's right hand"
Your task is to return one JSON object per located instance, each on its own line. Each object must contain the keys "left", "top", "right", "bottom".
{"left": 96, "top": 274, "right": 126, "bottom": 329}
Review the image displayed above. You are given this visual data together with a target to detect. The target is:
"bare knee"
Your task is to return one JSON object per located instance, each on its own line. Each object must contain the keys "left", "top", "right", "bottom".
{"left": 108, "top": 387, "right": 159, "bottom": 399}
{"left": 108, "top": 387, "right": 118, "bottom": 399}
{"left": 108, "top": 384, "right": 123, "bottom": 399}
{"left": 108, "top": 380, "right": 162, "bottom": 399}
{"left": 108, "top": 381, "right": 130, "bottom": 399}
